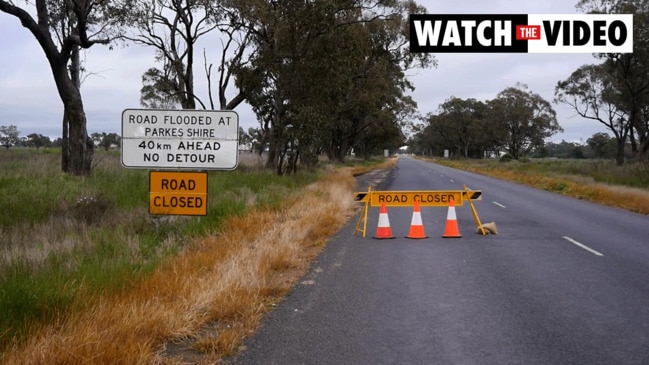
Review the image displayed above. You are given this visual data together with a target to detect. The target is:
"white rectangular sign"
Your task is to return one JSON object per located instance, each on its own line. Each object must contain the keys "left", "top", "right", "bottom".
{"left": 121, "top": 109, "right": 239, "bottom": 170}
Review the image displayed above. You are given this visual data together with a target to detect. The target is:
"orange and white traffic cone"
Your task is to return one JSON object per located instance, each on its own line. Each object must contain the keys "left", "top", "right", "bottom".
{"left": 373, "top": 202, "right": 395, "bottom": 239}
{"left": 406, "top": 200, "right": 428, "bottom": 239}
{"left": 442, "top": 198, "right": 461, "bottom": 238}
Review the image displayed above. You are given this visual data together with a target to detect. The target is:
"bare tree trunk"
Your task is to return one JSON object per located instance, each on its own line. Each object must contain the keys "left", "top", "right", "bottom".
{"left": 637, "top": 140, "right": 649, "bottom": 161}
{"left": 615, "top": 138, "right": 626, "bottom": 166}
{"left": 266, "top": 130, "right": 281, "bottom": 171}
{"left": 64, "top": 98, "right": 93, "bottom": 174}
{"left": 62, "top": 45, "right": 81, "bottom": 173}
{"left": 265, "top": 95, "right": 283, "bottom": 171}
{"left": 54, "top": 56, "right": 93, "bottom": 175}
{"left": 61, "top": 109, "right": 69, "bottom": 172}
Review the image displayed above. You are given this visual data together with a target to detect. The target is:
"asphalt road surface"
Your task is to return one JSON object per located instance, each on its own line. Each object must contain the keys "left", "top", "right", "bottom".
{"left": 225, "top": 156, "right": 649, "bottom": 365}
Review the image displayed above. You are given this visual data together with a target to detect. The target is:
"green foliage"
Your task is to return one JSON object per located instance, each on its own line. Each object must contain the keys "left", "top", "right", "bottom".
{"left": 412, "top": 83, "right": 560, "bottom": 159}
{"left": 233, "top": 0, "right": 433, "bottom": 169}
{"left": 0, "top": 125, "right": 20, "bottom": 148}
{"left": 421, "top": 97, "right": 493, "bottom": 158}
{"left": 490, "top": 83, "right": 562, "bottom": 159}
{"left": 91, "top": 132, "right": 121, "bottom": 151}
{"left": 556, "top": 0, "right": 649, "bottom": 164}
{"left": 25, "top": 133, "right": 52, "bottom": 148}
{"left": 587, "top": 132, "right": 617, "bottom": 159}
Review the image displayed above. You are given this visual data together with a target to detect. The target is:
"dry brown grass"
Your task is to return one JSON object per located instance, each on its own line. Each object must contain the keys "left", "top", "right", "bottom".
{"left": 492, "top": 169, "right": 649, "bottom": 215}
{"left": 0, "top": 218, "right": 88, "bottom": 269}
{"left": 426, "top": 158, "right": 649, "bottom": 215}
{"left": 0, "top": 161, "right": 380, "bottom": 364}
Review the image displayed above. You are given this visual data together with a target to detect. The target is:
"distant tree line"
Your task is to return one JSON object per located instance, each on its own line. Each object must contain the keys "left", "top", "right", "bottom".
{"left": 0, "top": 125, "right": 120, "bottom": 150}
{"left": 0, "top": 124, "right": 263, "bottom": 153}
{"left": 408, "top": 83, "right": 562, "bottom": 159}
{"left": 407, "top": 86, "right": 625, "bottom": 161}
{"left": 410, "top": 128, "right": 623, "bottom": 160}
{"left": 535, "top": 133, "right": 623, "bottom": 160}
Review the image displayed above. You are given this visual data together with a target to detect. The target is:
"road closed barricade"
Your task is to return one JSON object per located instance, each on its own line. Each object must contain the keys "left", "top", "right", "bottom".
{"left": 353, "top": 185, "right": 493, "bottom": 238}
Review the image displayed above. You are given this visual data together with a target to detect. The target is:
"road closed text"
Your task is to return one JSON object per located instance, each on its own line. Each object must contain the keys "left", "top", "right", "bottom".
{"left": 149, "top": 172, "right": 208, "bottom": 216}
{"left": 151, "top": 195, "right": 204, "bottom": 208}
{"left": 370, "top": 192, "right": 463, "bottom": 207}
{"left": 149, "top": 193, "right": 207, "bottom": 216}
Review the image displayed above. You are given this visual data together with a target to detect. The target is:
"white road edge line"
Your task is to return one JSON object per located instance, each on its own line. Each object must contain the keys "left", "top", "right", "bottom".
{"left": 493, "top": 201, "right": 506, "bottom": 208}
{"left": 563, "top": 236, "right": 604, "bottom": 257}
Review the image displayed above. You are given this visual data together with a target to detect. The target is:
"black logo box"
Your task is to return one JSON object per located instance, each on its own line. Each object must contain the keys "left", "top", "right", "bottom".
{"left": 409, "top": 14, "right": 530, "bottom": 53}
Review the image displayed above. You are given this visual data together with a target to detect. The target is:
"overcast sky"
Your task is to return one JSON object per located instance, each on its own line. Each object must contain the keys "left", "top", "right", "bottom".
{"left": 0, "top": 0, "right": 609, "bottom": 143}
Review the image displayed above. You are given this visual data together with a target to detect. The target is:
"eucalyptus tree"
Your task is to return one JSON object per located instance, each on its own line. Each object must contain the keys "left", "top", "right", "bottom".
{"left": 555, "top": 64, "right": 630, "bottom": 165}
{"left": 233, "top": 0, "right": 434, "bottom": 172}
{"left": 417, "top": 97, "right": 500, "bottom": 159}
{"left": 125, "top": 0, "right": 250, "bottom": 111}
{"left": 409, "top": 114, "right": 448, "bottom": 156}
{"left": 0, "top": 0, "right": 126, "bottom": 175}
{"left": 431, "top": 97, "right": 492, "bottom": 158}
{"left": 91, "top": 131, "right": 120, "bottom": 150}
{"left": 139, "top": 66, "right": 182, "bottom": 109}
{"left": 587, "top": 132, "right": 618, "bottom": 159}
{"left": 232, "top": 0, "right": 333, "bottom": 171}
{"left": 575, "top": 0, "right": 649, "bottom": 160}
{"left": 0, "top": 125, "right": 20, "bottom": 149}
{"left": 488, "top": 83, "right": 561, "bottom": 159}
{"left": 322, "top": 0, "right": 433, "bottom": 162}
{"left": 26, "top": 133, "right": 53, "bottom": 148}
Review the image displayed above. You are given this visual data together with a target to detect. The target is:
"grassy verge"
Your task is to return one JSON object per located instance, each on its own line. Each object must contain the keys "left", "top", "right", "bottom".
{"left": 0, "top": 148, "right": 394, "bottom": 363}
{"left": 0, "top": 149, "right": 317, "bottom": 353}
{"left": 425, "top": 157, "right": 649, "bottom": 215}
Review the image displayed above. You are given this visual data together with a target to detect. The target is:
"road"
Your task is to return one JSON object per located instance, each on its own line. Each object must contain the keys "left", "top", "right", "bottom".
{"left": 225, "top": 156, "right": 649, "bottom": 364}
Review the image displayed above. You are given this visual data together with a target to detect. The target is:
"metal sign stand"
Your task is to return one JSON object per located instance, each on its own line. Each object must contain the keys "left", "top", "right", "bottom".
{"left": 464, "top": 184, "right": 486, "bottom": 235}
{"left": 354, "top": 185, "right": 372, "bottom": 237}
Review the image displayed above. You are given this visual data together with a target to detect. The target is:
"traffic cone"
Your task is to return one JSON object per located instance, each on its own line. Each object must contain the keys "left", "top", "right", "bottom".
{"left": 442, "top": 198, "right": 461, "bottom": 238}
{"left": 406, "top": 200, "right": 428, "bottom": 239}
{"left": 373, "top": 202, "right": 395, "bottom": 239}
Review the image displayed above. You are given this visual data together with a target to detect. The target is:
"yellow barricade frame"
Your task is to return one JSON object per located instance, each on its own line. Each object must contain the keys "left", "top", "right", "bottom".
{"left": 353, "top": 186, "right": 487, "bottom": 237}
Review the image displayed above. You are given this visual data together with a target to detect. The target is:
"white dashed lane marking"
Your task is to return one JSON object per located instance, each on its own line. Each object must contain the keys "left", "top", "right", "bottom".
{"left": 563, "top": 236, "right": 604, "bottom": 257}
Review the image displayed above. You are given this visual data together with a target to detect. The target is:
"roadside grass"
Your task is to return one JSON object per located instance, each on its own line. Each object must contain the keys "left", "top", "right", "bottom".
{"left": 0, "top": 149, "right": 316, "bottom": 353}
{"left": 0, "top": 148, "right": 395, "bottom": 363}
{"left": 426, "top": 157, "right": 649, "bottom": 215}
